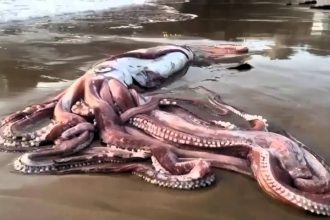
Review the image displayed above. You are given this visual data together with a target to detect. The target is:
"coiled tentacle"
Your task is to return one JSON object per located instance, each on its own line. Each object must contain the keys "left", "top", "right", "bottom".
{"left": 250, "top": 147, "right": 330, "bottom": 216}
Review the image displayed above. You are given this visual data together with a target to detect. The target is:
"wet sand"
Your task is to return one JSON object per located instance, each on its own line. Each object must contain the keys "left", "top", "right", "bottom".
{"left": 1, "top": 1, "right": 330, "bottom": 219}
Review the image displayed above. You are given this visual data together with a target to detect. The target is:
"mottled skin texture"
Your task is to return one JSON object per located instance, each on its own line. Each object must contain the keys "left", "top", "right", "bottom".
{"left": 1, "top": 45, "right": 330, "bottom": 216}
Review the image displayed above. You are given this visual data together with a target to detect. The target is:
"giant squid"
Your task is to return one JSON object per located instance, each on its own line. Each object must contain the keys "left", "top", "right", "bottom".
{"left": 1, "top": 44, "right": 329, "bottom": 216}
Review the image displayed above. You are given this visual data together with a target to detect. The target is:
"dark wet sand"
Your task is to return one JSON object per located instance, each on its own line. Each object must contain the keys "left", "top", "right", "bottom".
{"left": 1, "top": 1, "right": 330, "bottom": 219}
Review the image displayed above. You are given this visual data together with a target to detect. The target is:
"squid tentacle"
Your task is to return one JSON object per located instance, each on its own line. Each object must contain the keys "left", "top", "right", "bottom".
{"left": 0, "top": 89, "right": 65, "bottom": 128}
{"left": 30, "top": 129, "right": 94, "bottom": 160}
{"left": 125, "top": 126, "right": 253, "bottom": 176}
{"left": 250, "top": 147, "right": 330, "bottom": 216}
{"left": 147, "top": 145, "right": 215, "bottom": 189}
{"left": 13, "top": 145, "right": 142, "bottom": 174}
{"left": 209, "top": 95, "right": 268, "bottom": 131}
{"left": 120, "top": 96, "right": 160, "bottom": 122}
{"left": 12, "top": 128, "right": 95, "bottom": 173}
{"left": 0, "top": 100, "right": 57, "bottom": 139}
{"left": 107, "top": 79, "right": 136, "bottom": 114}
{"left": 130, "top": 114, "right": 250, "bottom": 148}
{"left": 120, "top": 95, "right": 218, "bottom": 125}
{"left": 121, "top": 91, "right": 263, "bottom": 132}
{"left": 3, "top": 45, "right": 330, "bottom": 217}
{"left": 71, "top": 100, "right": 94, "bottom": 117}
{"left": 134, "top": 160, "right": 215, "bottom": 189}
{"left": 0, "top": 121, "right": 56, "bottom": 151}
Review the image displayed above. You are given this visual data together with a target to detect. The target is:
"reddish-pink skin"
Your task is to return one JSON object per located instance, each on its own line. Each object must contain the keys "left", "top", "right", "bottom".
{"left": 2, "top": 44, "right": 330, "bottom": 216}
{"left": 107, "top": 79, "right": 136, "bottom": 113}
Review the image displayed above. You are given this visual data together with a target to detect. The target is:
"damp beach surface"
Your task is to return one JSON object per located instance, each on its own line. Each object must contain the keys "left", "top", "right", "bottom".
{"left": 0, "top": 1, "right": 330, "bottom": 220}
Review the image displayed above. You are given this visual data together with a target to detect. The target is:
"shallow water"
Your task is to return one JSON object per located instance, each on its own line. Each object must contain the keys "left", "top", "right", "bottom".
{"left": 0, "top": 0, "right": 330, "bottom": 219}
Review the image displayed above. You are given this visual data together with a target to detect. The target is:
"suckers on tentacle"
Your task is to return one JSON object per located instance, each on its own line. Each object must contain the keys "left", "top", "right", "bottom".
{"left": 13, "top": 147, "right": 215, "bottom": 190}
{"left": 207, "top": 94, "right": 268, "bottom": 131}
{"left": 0, "top": 121, "right": 57, "bottom": 151}
{"left": 133, "top": 168, "right": 215, "bottom": 190}
{"left": 3, "top": 44, "right": 330, "bottom": 217}
{"left": 13, "top": 152, "right": 127, "bottom": 174}
{"left": 250, "top": 147, "right": 330, "bottom": 216}
{"left": 129, "top": 116, "right": 251, "bottom": 148}
{"left": 133, "top": 155, "right": 215, "bottom": 190}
